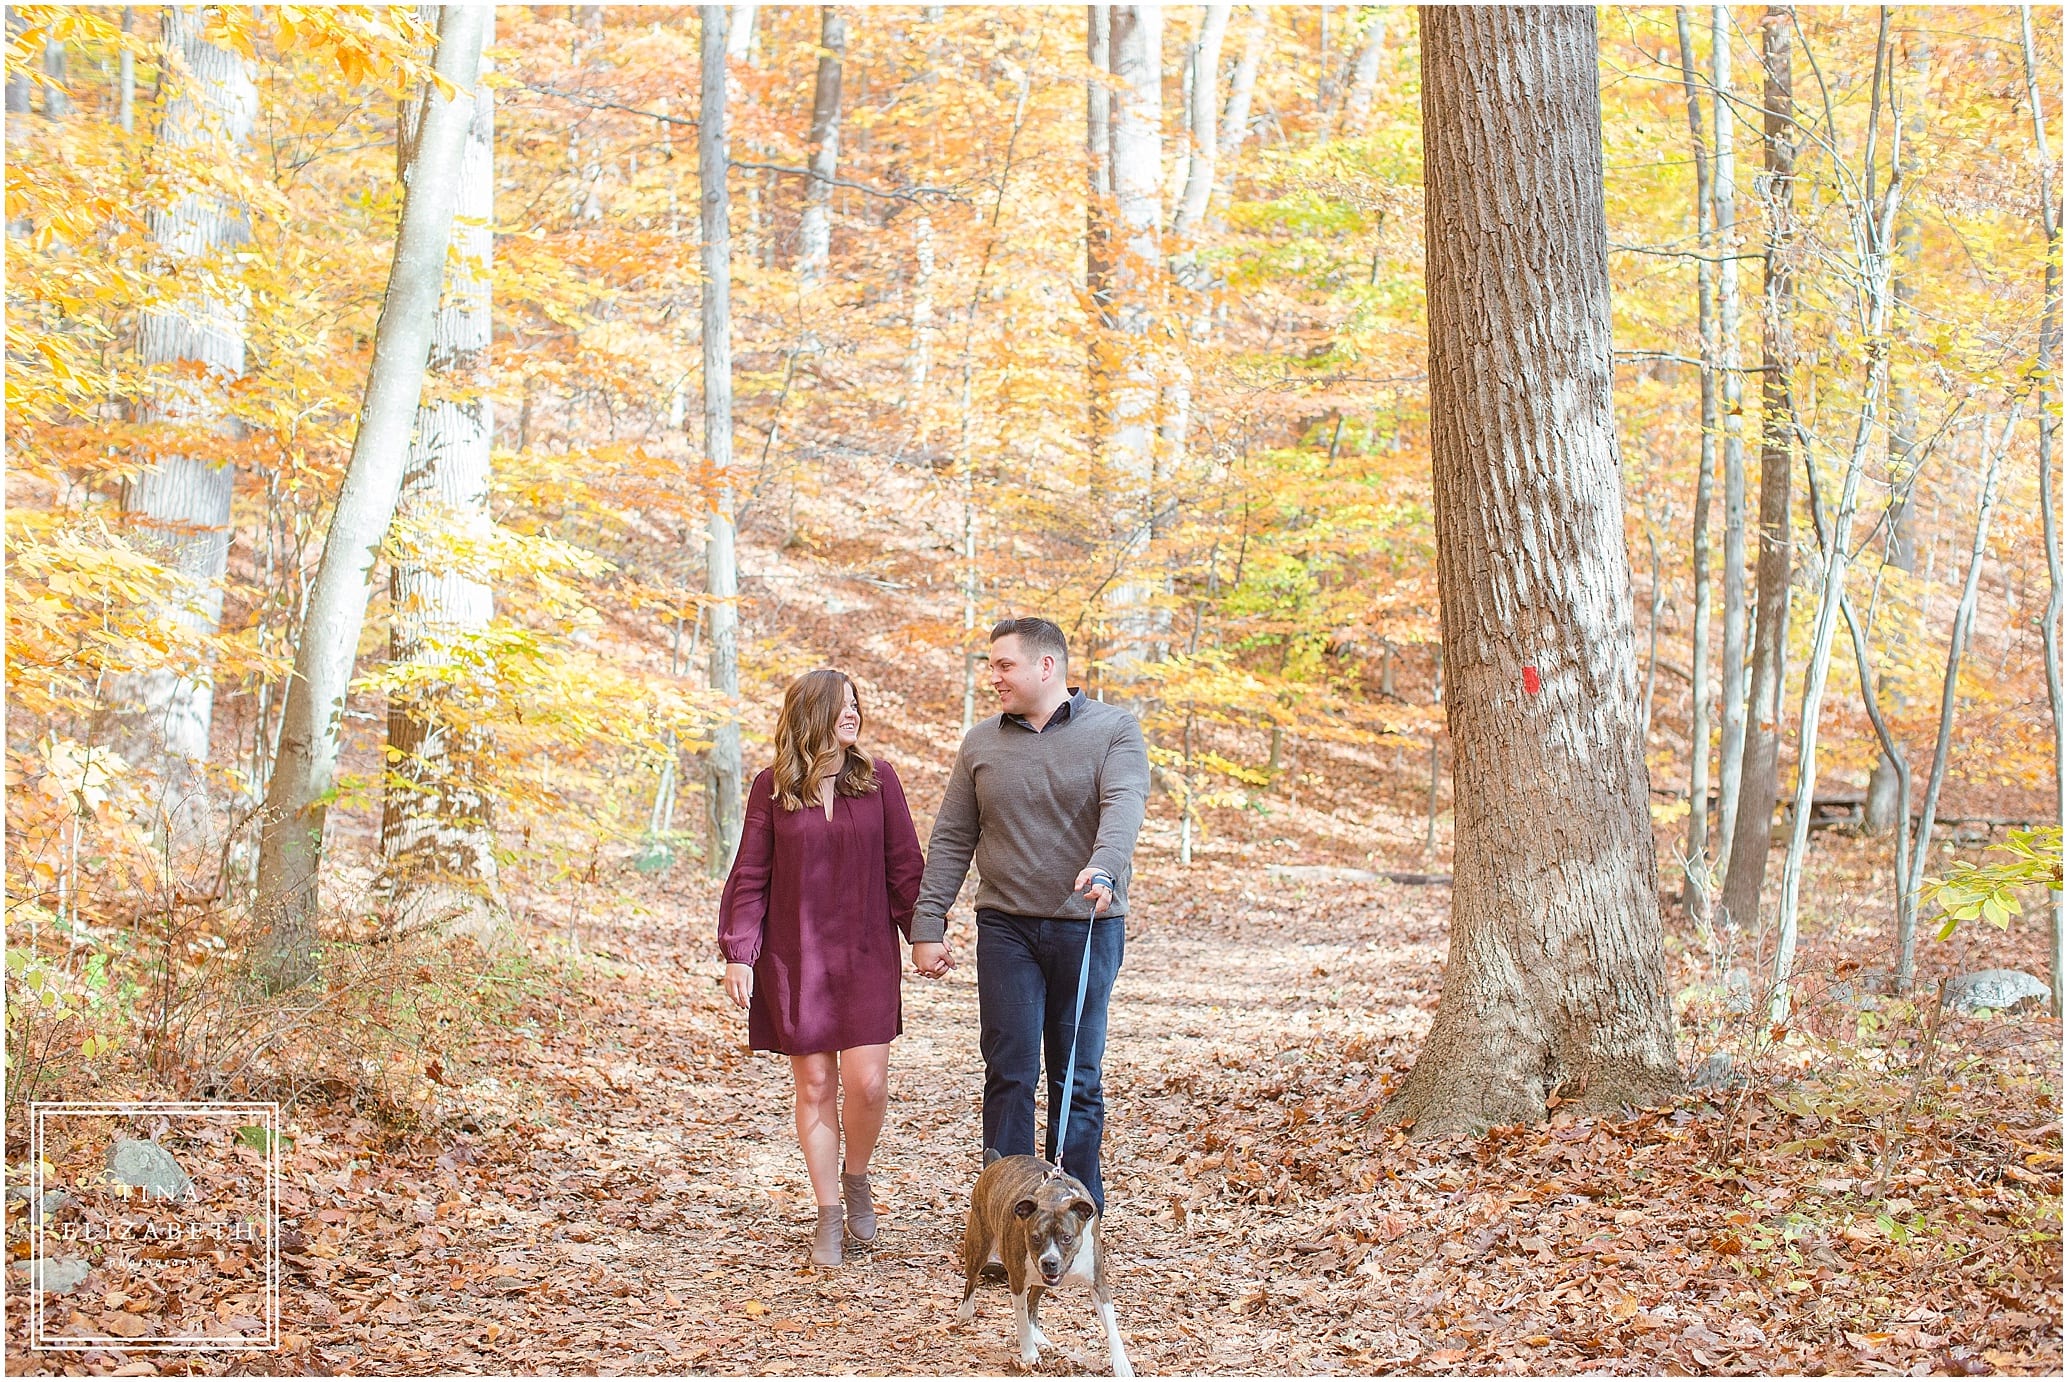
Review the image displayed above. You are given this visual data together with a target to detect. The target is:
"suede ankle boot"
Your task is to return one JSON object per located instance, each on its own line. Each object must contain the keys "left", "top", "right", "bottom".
{"left": 841, "top": 1171, "right": 877, "bottom": 1244}
{"left": 811, "top": 1204, "right": 843, "bottom": 1266}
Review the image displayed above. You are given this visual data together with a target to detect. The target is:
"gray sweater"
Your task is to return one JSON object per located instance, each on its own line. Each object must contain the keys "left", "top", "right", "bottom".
{"left": 910, "top": 693, "right": 1151, "bottom": 941}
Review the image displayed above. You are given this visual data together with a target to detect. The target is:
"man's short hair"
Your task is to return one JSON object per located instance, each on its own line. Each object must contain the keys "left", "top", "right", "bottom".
{"left": 990, "top": 616, "right": 1068, "bottom": 668}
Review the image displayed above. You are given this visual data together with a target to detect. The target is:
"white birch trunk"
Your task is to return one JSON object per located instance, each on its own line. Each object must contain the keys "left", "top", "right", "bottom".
{"left": 1087, "top": 5, "right": 1113, "bottom": 474}
{"left": 1106, "top": 4, "right": 1161, "bottom": 675}
{"left": 1218, "top": 7, "right": 1264, "bottom": 165}
{"left": 118, "top": 8, "right": 134, "bottom": 134}
{"left": 1342, "top": 7, "right": 1389, "bottom": 135}
{"left": 112, "top": 7, "right": 256, "bottom": 809}
{"left": 1770, "top": 13, "right": 1902, "bottom": 1020}
{"left": 1897, "top": 401, "right": 2024, "bottom": 985}
{"left": 908, "top": 211, "right": 934, "bottom": 406}
{"left": 796, "top": 7, "right": 846, "bottom": 292}
{"left": 1712, "top": 6, "right": 1750, "bottom": 875}
{"left": 382, "top": 6, "right": 503, "bottom": 939}
{"left": 703, "top": 5, "right": 745, "bottom": 875}
{"left": 252, "top": 5, "right": 488, "bottom": 989}
{"left": 1390, "top": 4, "right": 1680, "bottom": 1137}
{"left": 1675, "top": 8, "right": 1719, "bottom": 915}
{"left": 2021, "top": 4, "right": 2065, "bottom": 1017}
{"left": 1158, "top": 5, "right": 1227, "bottom": 517}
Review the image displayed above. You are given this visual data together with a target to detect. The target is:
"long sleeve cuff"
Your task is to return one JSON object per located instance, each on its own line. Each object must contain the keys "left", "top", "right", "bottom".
{"left": 908, "top": 912, "right": 947, "bottom": 944}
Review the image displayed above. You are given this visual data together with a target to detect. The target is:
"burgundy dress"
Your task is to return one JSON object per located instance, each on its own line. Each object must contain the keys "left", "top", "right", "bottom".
{"left": 717, "top": 759, "right": 926, "bottom": 1054}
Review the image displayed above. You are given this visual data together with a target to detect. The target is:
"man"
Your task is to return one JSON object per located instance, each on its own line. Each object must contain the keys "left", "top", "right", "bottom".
{"left": 909, "top": 617, "right": 1150, "bottom": 1213}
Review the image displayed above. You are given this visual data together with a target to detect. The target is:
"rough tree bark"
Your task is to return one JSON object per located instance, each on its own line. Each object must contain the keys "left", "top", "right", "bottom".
{"left": 1720, "top": 6, "right": 1794, "bottom": 934}
{"left": 253, "top": 4, "right": 489, "bottom": 990}
{"left": 1104, "top": 4, "right": 1162, "bottom": 676}
{"left": 1388, "top": 5, "right": 1681, "bottom": 1138}
{"left": 796, "top": 6, "right": 846, "bottom": 291}
{"left": 2020, "top": 4, "right": 2065, "bottom": 1016}
{"left": 1712, "top": 6, "right": 1750, "bottom": 875}
{"left": 702, "top": 4, "right": 745, "bottom": 876}
{"left": 1675, "top": 9, "right": 1719, "bottom": 915}
{"left": 110, "top": 8, "right": 256, "bottom": 827}
{"left": 381, "top": 5, "right": 504, "bottom": 940}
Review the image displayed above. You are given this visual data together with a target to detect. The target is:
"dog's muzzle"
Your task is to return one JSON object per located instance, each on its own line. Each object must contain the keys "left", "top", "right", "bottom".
{"left": 1038, "top": 1252, "right": 1064, "bottom": 1286}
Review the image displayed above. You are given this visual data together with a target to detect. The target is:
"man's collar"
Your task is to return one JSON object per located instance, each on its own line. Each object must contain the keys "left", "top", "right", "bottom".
{"left": 1005, "top": 686, "right": 1087, "bottom": 733}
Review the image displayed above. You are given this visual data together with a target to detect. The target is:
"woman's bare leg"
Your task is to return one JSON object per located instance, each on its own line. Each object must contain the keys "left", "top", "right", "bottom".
{"left": 789, "top": 1052, "right": 841, "bottom": 1206}
{"left": 838, "top": 1043, "right": 890, "bottom": 1174}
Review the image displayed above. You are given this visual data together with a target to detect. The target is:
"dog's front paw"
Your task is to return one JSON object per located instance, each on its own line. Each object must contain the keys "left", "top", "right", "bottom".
{"left": 1112, "top": 1355, "right": 1135, "bottom": 1378}
{"left": 955, "top": 1297, "right": 975, "bottom": 1323}
{"left": 1018, "top": 1349, "right": 1042, "bottom": 1370}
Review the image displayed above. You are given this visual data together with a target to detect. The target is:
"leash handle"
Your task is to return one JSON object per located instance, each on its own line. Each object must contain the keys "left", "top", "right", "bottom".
{"left": 1051, "top": 871, "right": 1113, "bottom": 1178}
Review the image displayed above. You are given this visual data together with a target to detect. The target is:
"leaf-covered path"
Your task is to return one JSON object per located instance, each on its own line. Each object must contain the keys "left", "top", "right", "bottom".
{"left": 255, "top": 862, "right": 2059, "bottom": 1377}
{"left": 12, "top": 859, "right": 2058, "bottom": 1376}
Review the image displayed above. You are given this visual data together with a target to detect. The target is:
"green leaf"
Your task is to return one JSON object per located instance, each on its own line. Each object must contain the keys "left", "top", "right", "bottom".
{"left": 235, "top": 1124, "right": 286, "bottom": 1153}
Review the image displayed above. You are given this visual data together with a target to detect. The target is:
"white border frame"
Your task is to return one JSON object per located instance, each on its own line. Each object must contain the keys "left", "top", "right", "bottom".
{"left": 29, "top": 1100, "right": 281, "bottom": 1352}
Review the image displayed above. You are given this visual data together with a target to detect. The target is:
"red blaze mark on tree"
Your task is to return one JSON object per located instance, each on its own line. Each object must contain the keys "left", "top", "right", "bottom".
{"left": 1522, "top": 666, "right": 1541, "bottom": 695}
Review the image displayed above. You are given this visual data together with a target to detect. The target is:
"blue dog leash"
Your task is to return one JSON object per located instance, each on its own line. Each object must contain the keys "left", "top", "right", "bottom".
{"left": 1049, "top": 870, "right": 1114, "bottom": 1181}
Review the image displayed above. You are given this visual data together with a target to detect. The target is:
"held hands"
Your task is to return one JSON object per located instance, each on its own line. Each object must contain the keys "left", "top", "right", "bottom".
{"left": 723, "top": 962, "right": 754, "bottom": 1010}
{"left": 1074, "top": 866, "right": 1115, "bottom": 917}
{"left": 911, "top": 941, "right": 954, "bottom": 979}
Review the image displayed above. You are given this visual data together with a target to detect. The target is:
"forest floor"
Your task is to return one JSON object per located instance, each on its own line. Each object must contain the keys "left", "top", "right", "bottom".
{"left": 8, "top": 845, "right": 2061, "bottom": 1377}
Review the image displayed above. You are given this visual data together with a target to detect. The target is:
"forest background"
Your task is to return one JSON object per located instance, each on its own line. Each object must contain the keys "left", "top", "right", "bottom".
{"left": 2, "top": 3, "right": 2063, "bottom": 1374}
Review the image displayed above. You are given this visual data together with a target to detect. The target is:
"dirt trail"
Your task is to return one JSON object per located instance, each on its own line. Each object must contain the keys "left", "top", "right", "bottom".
{"left": 483, "top": 871, "right": 1434, "bottom": 1377}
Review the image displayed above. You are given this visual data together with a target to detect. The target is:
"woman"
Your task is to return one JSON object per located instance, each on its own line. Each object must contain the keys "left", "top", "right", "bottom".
{"left": 717, "top": 669, "right": 932, "bottom": 1266}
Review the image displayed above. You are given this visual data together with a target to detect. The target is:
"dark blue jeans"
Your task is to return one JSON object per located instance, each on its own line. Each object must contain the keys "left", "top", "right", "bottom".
{"left": 974, "top": 908, "right": 1125, "bottom": 1213}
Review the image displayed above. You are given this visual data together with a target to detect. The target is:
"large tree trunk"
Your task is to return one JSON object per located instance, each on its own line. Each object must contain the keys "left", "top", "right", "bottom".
{"left": 796, "top": 6, "right": 846, "bottom": 291}
{"left": 1711, "top": 6, "right": 1750, "bottom": 876}
{"left": 381, "top": 6, "right": 504, "bottom": 940}
{"left": 110, "top": 7, "right": 256, "bottom": 829}
{"left": 1389, "top": 5, "right": 1681, "bottom": 1138}
{"left": 1770, "top": 11, "right": 1900, "bottom": 1020}
{"left": 1104, "top": 5, "right": 1162, "bottom": 675}
{"left": 1675, "top": 9, "right": 1719, "bottom": 915}
{"left": 1720, "top": 6, "right": 1794, "bottom": 934}
{"left": 702, "top": 5, "right": 745, "bottom": 876}
{"left": 252, "top": 5, "right": 488, "bottom": 990}
{"left": 2021, "top": 5, "right": 2065, "bottom": 1017}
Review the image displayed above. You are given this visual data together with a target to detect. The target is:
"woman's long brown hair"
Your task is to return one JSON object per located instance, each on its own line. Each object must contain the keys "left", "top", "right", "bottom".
{"left": 770, "top": 669, "right": 879, "bottom": 811}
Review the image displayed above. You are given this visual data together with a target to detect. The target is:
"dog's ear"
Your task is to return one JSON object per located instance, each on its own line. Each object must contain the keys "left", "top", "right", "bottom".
{"left": 1068, "top": 1198, "right": 1097, "bottom": 1222}
{"left": 1013, "top": 1198, "right": 1038, "bottom": 1220}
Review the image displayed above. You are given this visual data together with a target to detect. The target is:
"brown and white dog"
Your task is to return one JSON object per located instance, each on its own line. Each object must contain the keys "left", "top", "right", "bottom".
{"left": 958, "top": 1151, "right": 1132, "bottom": 1376}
